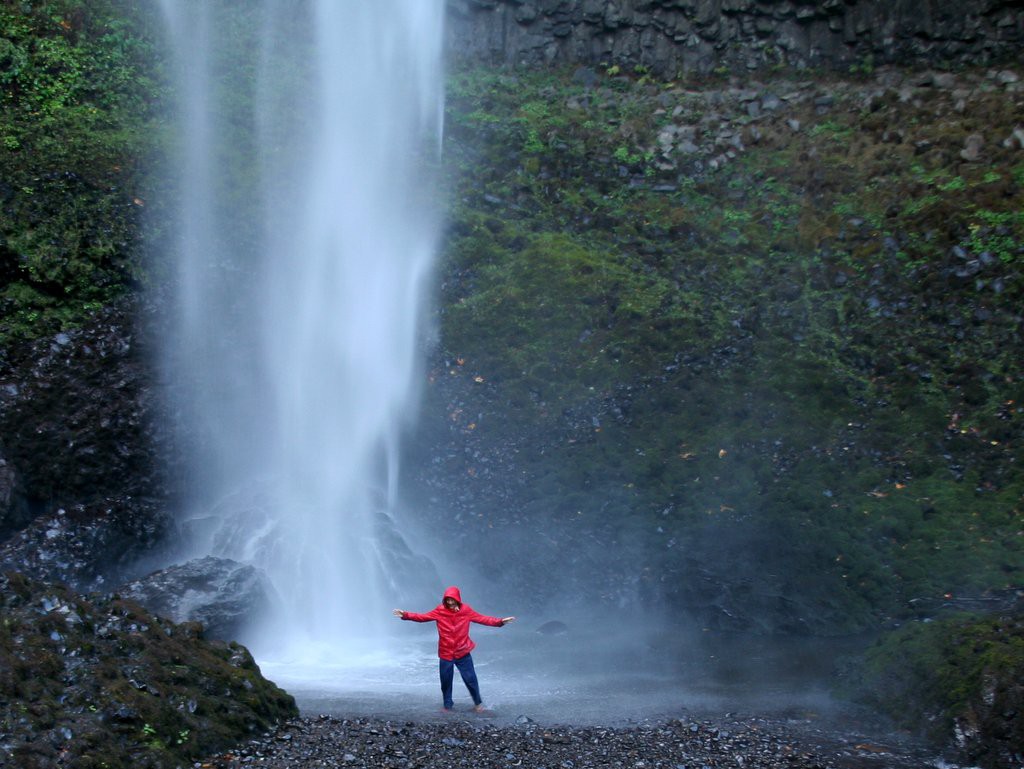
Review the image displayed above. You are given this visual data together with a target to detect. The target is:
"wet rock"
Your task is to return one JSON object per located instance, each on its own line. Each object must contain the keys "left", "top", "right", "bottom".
{"left": 0, "top": 571, "right": 296, "bottom": 768}
{"left": 1003, "top": 126, "right": 1024, "bottom": 150}
{"left": 571, "top": 66, "right": 598, "bottom": 88}
{"left": 0, "top": 446, "right": 29, "bottom": 537}
{"left": 373, "top": 511, "right": 443, "bottom": 606}
{"left": 119, "top": 556, "right": 272, "bottom": 641}
{"left": 0, "top": 504, "right": 167, "bottom": 591}
{"left": 536, "top": 619, "right": 569, "bottom": 635}
{"left": 447, "top": 1, "right": 1024, "bottom": 78}
{"left": 0, "top": 299, "right": 175, "bottom": 579}
{"left": 960, "top": 133, "right": 984, "bottom": 162}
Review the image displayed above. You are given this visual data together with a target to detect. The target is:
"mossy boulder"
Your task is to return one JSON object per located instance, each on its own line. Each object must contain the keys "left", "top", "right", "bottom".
{"left": 0, "top": 571, "right": 297, "bottom": 769}
{"left": 845, "top": 611, "right": 1024, "bottom": 768}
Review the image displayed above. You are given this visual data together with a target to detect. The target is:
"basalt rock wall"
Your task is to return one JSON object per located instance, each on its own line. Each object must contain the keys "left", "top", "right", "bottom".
{"left": 446, "top": 0, "right": 1024, "bottom": 75}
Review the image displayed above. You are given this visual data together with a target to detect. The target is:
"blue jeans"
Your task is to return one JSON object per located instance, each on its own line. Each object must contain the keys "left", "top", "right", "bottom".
{"left": 439, "top": 653, "right": 481, "bottom": 709}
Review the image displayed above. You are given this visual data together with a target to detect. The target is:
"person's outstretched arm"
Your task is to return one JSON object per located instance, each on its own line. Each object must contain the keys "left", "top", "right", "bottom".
{"left": 466, "top": 608, "right": 516, "bottom": 626}
{"left": 393, "top": 608, "right": 437, "bottom": 622}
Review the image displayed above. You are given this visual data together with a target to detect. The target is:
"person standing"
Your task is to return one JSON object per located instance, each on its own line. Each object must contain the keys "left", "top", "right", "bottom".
{"left": 393, "top": 586, "right": 515, "bottom": 712}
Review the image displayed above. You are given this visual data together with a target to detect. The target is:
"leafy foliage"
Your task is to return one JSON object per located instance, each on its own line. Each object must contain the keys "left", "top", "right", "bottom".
{"left": 0, "top": 0, "right": 166, "bottom": 342}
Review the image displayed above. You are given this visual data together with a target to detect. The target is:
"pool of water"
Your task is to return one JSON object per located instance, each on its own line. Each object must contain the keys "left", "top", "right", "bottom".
{"left": 257, "top": 624, "right": 863, "bottom": 726}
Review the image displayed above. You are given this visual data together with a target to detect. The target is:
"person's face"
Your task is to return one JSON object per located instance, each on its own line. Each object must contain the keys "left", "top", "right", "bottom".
{"left": 443, "top": 597, "right": 458, "bottom": 610}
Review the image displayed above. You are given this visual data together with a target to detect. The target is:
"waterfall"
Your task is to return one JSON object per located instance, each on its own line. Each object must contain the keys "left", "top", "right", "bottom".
{"left": 157, "top": 0, "right": 445, "bottom": 660}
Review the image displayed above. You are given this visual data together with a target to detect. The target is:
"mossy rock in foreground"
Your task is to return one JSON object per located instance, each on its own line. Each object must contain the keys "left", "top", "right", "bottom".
{"left": 845, "top": 611, "right": 1024, "bottom": 769}
{"left": 0, "top": 571, "right": 297, "bottom": 769}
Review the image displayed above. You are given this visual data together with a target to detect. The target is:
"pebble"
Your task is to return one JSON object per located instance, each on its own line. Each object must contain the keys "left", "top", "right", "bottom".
{"left": 196, "top": 714, "right": 934, "bottom": 769}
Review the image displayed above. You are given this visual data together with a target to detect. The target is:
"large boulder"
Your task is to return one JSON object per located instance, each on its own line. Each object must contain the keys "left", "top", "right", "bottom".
{"left": 119, "top": 556, "right": 273, "bottom": 641}
{"left": 0, "top": 571, "right": 296, "bottom": 769}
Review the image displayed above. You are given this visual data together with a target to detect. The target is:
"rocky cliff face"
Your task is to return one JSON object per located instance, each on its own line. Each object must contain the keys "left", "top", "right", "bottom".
{"left": 0, "top": 299, "right": 175, "bottom": 590}
{"left": 446, "top": 0, "right": 1024, "bottom": 76}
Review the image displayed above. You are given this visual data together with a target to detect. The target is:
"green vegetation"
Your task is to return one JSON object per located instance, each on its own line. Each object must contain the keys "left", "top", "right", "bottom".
{"left": 437, "top": 64, "right": 1022, "bottom": 632}
{"left": 0, "top": 571, "right": 296, "bottom": 768}
{"left": 433, "top": 67, "right": 1023, "bottom": 756}
{"left": 846, "top": 613, "right": 1024, "bottom": 764}
{"left": 0, "top": 3, "right": 1020, "bottom": 761}
{"left": 0, "top": 0, "right": 165, "bottom": 342}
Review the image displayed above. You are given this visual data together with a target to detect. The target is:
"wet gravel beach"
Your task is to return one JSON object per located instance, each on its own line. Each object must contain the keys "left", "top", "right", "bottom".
{"left": 196, "top": 712, "right": 938, "bottom": 769}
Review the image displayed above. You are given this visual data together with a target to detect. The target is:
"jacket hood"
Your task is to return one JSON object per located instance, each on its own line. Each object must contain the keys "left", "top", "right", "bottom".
{"left": 442, "top": 586, "right": 462, "bottom": 606}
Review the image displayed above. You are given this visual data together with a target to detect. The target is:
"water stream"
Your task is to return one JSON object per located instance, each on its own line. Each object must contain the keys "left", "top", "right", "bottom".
{"left": 157, "top": 0, "right": 445, "bottom": 663}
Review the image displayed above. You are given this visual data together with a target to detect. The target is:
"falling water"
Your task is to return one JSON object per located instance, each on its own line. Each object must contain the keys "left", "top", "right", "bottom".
{"left": 157, "top": 1, "right": 445, "bottom": 661}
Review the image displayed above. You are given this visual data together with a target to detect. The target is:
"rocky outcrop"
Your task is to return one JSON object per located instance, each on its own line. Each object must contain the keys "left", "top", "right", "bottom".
{"left": 119, "top": 556, "right": 273, "bottom": 642}
{"left": 0, "top": 299, "right": 175, "bottom": 584}
{"left": 0, "top": 571, "right": 297, "bottom": 769}
{"left": 0, "top": 506, "right": 162, "bottom": 592}
{"left": 446, "top": 0, "right": 1024, "bottom": 76}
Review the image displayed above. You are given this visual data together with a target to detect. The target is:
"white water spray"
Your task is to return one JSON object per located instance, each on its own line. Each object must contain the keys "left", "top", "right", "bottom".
{"left": 157, "top": 0, "right": 445, "bottom": 662}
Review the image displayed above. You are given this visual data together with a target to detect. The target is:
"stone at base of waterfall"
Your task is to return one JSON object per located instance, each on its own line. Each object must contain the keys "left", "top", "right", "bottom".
{"left": 119, "top": 556, "right": 272, "bottom": 641}
{"left": 536, "top": 620, "right": 569, "bottom": 636}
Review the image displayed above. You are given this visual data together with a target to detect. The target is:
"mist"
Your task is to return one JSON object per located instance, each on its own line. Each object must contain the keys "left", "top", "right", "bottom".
{"left": 153, "top": 0, "right": 893, "bottom": 731}
{"left": 156, "top": 0, "right": 445, "bottom": 663}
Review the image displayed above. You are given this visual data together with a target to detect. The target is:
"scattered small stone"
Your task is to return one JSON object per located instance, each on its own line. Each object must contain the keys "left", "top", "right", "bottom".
{"left": 264, "top": 714, "right": 866, "bottom": 769}
{"left": 1003, "top": 126, "right": 1024, "bottom": 150}
{"left": 960, "top": 133, "right": 984, "bottom": 162}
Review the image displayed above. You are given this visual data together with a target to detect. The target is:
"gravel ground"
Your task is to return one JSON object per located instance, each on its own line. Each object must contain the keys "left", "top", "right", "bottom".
{"left": 194, "top": 712, "right": 941, "bottom": 769}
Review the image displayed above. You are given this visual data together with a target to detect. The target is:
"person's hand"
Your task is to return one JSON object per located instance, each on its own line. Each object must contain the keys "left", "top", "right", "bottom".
{"left": 392, "top": 608, "right": 405, "bottom": 618}
{"left": 501, "top": 616, "right": 516, "bottom": 625}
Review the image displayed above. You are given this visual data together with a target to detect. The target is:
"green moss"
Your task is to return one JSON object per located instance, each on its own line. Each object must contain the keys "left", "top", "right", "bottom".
{"left": 0, "top": 574, "right": 297, "bottom": 769}
{"left": 437, "top": 63, "right": 1023, "bottom": 632}
{"left": 0, "top": 0, "right": 166, "bottom": 343}
{"left": 848, "top": 614, "right": 1024, "bottom": 760}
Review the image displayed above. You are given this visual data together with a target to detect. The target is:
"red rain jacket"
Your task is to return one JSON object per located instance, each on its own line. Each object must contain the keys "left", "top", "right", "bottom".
{"left": 401, "top": 586, "right": 505, "bottom": 660}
